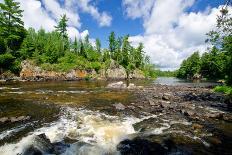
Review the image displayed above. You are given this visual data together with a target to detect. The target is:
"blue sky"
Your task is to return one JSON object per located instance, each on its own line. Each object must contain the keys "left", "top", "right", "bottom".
{"left": 77, "top": 0, "right": 225, "bottom": 47}
{"left": 1, "top": 0, "right": 229, "bottom": 70}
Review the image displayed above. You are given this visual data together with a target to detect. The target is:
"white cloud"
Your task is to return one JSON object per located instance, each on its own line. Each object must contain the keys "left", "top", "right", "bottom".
{"left": 76, "top": 0, "right": 112, "bottom": 27}
{"left": 17, "top": 0, "right": 56, "bottom": 31}
{"left": 123, "top": 0, "right": 229, "bottom": 70}
{"left": 4, "top": 0, "right": 112, "bottom": 41}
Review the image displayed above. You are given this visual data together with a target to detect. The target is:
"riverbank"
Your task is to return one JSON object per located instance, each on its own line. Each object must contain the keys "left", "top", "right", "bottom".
{"left": 0, "top": 80, "right": 231, "bottom": 154}
{"left": 0, "top": 60, "right": 147, "bottom": 82}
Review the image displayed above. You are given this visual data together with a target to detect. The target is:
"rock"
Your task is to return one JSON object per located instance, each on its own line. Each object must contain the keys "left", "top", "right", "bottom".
{"left": 205, "top": 112, "right": 223, "bottom": 119}
{"left": 181, "top": 109, "right": 195, "bottom": 116}
{"left": 106, "top": 60, "right": 127, "bottom": 79}
{"left": 223, "top": 113, "right": 232, "bottom": 122}
{"left": 106, "top": 81, "right": 126, "bottom": 89}
{"left": 192, "top": 123, "right": 203, "bottom": 130}
{"left": 129, "top": 69, "right": 145, "bottom": 79}
{"left": 160, "top": 101, "right": 171, "bottom": 108}
{"left": 10, "top": 116, "right": 31, "bottom": 123}
{"left": 148, "top": 99, "right": 156, "bottom": 106}
{"left": 0, "top": 117, "right": 9, "bottom": 123}
{"left": 127, "top": 83, "right": 136, "bottom": 89}
{"left": 162, "top": 93, "right": 171, "bottom": 101}
{"left": 113, "top": 103, "right": 126, "bottom": 110}
{"left": 23, "top": 146, "right": 43, "bottom": 155}
{"left": 117, "top": 138, "right": 166, "bottom": 155}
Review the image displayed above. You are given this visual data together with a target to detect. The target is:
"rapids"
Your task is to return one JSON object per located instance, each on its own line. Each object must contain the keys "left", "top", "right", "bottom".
{"left": 0, "top": 79, "right": 231, "bottom": 155}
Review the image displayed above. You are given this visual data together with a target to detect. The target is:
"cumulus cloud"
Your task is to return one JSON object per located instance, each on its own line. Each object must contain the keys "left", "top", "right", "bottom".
{"left": 3, "top": 0, "right": 112, "bottom": 40}
{"left": 123, "top": 0, "right": 227, "bottom": 70}
{"left": 76, "top": 0, "right": 112, "bottom": 27}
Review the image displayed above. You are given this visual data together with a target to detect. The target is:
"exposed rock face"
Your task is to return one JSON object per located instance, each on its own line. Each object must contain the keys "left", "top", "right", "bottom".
{"left": 106, "top": 60, "right": 127, "bottom": 79}
{"left": 20, "top": 60, "right": 94, "bottom": 81}
{"left": 129, "top": 69, "right": 145, "bottom": 79}
{"left": 19, "top": 60, "right": 146, "bottom": 81}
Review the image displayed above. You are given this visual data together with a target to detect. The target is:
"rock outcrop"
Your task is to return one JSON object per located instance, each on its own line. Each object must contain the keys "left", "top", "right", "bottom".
{"left": 19, "top": 60, "right": 146, "bottom": 81}
{"left": 20, "top": 60, "right": 96, "bottom": 81}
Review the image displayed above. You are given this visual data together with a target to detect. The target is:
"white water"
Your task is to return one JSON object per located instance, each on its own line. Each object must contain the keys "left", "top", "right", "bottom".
{"left": 0, "top": 107, "right": 149, "bottom": 155}
{"left": 0, "top": 106, "right": 211, "bottom": 155}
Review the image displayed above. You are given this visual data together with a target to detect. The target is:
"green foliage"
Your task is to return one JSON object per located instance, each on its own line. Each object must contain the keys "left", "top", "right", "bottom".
{"left": 0, "top": 0, "right": 25, "bottom": 51}
{"left": 214, "top": 86, "right": 232, "bottom": 95}
{"left": 0, "top": 1, "right": 154, "bottom": 78}
{"left": 95, "top": 38, "right": 101, "bottom": 53}
{"left": 154, "top": 70, "right": 176, "bottom": 77}
{"left": 55, "top": 14, "right": 68, "bottom": 39}
{"left": 177, "top": 52, "right": 201, "bottom": 79}
{"left": 200, "top": 47, "right": 226, "bottom": 79}
{"left": 206, "top": 7, "right": 232, "bottom": 85}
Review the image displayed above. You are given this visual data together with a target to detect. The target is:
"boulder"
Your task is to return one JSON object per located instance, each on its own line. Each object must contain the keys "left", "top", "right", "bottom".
{"left": 205, "top": 112, "right": 223, "bottom": 119}
{"left": 117, "top": 138, "right": 166, "bottom": 155}
{"left": 106, "top": 81, "right": 127, "bottom": 89}
{"left": 129, "top": 69, "right": 145, "bottom": 79}
{"left": 0, "top": 117, "right": 9, "bottom": 123}
{"left": 113, "top": 103, "right": 126, "bottom": 110}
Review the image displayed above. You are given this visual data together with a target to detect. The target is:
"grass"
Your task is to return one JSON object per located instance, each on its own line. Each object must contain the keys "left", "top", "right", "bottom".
{"left": 214, "top": 85, "right": 232, "bottom": 95}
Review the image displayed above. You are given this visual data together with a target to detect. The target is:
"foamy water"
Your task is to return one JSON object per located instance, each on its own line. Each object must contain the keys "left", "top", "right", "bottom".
{"left": 0, "top": 107, "right": 145, "bottom": 155}
{"left": 0, "top": 106, "right": 212, "bottom": 155}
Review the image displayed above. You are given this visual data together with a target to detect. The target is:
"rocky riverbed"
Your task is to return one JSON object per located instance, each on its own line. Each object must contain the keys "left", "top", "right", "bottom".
{"left": 0, "top": 80, "right": 231, "bottom": 155}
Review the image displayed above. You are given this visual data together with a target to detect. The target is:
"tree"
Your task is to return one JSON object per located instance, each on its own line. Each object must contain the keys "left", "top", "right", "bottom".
{"left": 73, "top": 37, "right": 78, "bottom": 54}
{"left": 95, "top": 38, "right": 101, "bottom": 53}
{"left": 55, "top": 14, "right": 68, "bottom": 39}
{"left": 134, "top": 43, "right": 145, "bottom": 68}
{"left": 0, "top": 0, "right": 25, "bottom": 51}
{"left": 108, "top": 31, "right": 116, "bottom": 58}
{"left": 177, "top": 52, "right": 201, "bottom": 79}
{"left": 206, "top": 3, "right": 232, "bottom": 85}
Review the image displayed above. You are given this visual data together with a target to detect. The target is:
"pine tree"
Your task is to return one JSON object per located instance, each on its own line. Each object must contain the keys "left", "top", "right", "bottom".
{"left": 108, "top": 31, "right": 116, "bottom": 58}
{"left": 73, "top": 37, "right": 78, "bottom": 54}
{"left": 55, "top": 14, "right": 68, "bottom": 39}
{"left": 0, "top": 0, "right": 25, "bottom": 51}
{"left": 95, "top": 38, "right": 101, "bottom": 53}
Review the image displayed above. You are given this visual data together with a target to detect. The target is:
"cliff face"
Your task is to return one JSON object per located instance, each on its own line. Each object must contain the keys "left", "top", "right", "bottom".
{"left": 19, "top": 60, "right": 145, "bottom": 81}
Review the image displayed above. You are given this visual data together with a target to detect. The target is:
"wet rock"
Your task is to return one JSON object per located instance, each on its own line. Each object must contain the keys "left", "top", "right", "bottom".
{"left": 160, "top": 100, "right": 171, "bottom": 108}
{"left": 0, "top": 117, "right": 9, "bottom": 123}
{"left": 23, "top": 145, "right": 43, "bottom": 155}
{"left": 127, "top": 83, "right": 136, "bottom": 89}
{"left": 162, "top": 93, "right": 171, "bottom": 101}
{"left": 192, "top": 123, "right": 203, "bottom": 130}
{"left": 106, "top": 81, "right": 126, "bottom": 89}
{"left": 181, "top": 109, "right": 195, "bottom": 117}
{"left": 10, "top": 116, "right": 31, "bottom": 123}
{"left": 117, "top": 138, "right": 166, "bottom": 155}
{"left": 205, "top": 112, "right": 223, "bottom": 119}
{"left": 113, "top": 103, "right": 126, "bottom": 110}
{"left": 222, "top": 113, "right": 232, "bottom": 122}
{"left": 148, "top": 98, "right": 156, "bottom": 106}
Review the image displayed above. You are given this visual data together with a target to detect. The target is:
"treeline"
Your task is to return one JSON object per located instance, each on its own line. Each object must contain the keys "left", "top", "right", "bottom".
{"left": 0, "top": 0, "right": 155, "bottom": 78}
{"left": 177, "top": 7, "right": 232, "bottom": 85}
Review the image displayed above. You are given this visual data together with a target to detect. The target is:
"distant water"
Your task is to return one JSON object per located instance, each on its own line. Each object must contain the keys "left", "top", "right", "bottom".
{"left": 153, "top": 77, "right": 220, "bottom": 87}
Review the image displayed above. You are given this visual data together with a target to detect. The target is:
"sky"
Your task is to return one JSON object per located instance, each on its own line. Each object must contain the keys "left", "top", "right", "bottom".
{"left": 1, "top": 0, "right": 230, "bottom": 70}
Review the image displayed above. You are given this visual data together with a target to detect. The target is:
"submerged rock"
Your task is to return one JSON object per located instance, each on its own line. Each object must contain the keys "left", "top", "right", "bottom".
{"left": 117, "top": 138, "right": 166, "bottom": 155}
{"left": 106, "top": 81, "right": 127, "bottom": 89}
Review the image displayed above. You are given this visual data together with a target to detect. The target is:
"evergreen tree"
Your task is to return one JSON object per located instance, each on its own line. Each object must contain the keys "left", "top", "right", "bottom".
{"left": 108, "top": 31, "right": 116, "bottom": 58}
{"left": 55, "top": 14, "right": 68, "bottom": 39}
{"left": 95, "top": 38, "right": 101, "bottom": 53}
{"left": 73, "top": 37, "right": 78, "bottom": 54}
{"left": 0, "top": 0, "right": 25, "bottom": 51}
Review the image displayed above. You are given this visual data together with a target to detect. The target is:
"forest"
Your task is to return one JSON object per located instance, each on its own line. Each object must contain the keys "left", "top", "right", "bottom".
{"left": 176, "top": 6, "right": 232, "bottom": 86}
{"left": 0, "top": 0, "right": 155, "bottom": 79}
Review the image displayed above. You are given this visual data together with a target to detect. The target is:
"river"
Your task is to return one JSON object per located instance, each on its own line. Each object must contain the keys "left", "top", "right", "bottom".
{"left": 0, "top": 78, "right": 231, "bottom": 155}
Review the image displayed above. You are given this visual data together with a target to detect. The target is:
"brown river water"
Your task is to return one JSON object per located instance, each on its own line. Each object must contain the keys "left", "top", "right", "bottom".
{"left": 0, "top": 78, "right": 231, "bottom": 155}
